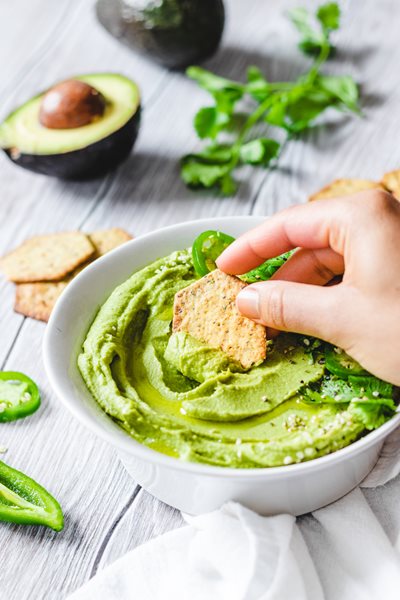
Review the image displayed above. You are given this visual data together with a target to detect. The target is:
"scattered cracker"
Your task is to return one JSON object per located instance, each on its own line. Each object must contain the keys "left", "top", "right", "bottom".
{"left": 381, "top": 169, "right": 400, "bottom": 200}
{"left": 13, "top": 261, "right": 89, "bottom": 322}
{"left": 12, "top": 228, "right": 133, "bottom": 322}
{"left": 89, "top": 228, "right": 133, "bottom": 258}
{"left": 173, "top": 269, "right": 266, "bottom": 369}
{"left": 309, "top": 178, "right": 384, "bottom": 202}
{"left": 0, "top": 232, "right": 95, "bottom": 283}
{"left": 14, "top": 281, "right": 68, "bottom": 322}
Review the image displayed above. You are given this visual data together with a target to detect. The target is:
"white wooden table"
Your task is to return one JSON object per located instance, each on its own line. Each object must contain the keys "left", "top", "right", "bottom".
{"left": 1, "top": 1, "right": 400, "bottom": 598}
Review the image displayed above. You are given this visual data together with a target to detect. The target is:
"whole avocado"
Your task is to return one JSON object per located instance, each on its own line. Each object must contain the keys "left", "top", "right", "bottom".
{"left": 96, "top": 0, "right": 225, "bottom": 70}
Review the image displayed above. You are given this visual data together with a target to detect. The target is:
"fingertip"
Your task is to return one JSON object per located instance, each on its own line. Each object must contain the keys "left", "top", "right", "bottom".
{"left": 217, "top": 236, "right": 266, "bottom": 274}
{"left": 236, "top": 286, "right": 260, "bottom": 320}
{"left": 215, "top": 253, "right": 229, "bottom": 271}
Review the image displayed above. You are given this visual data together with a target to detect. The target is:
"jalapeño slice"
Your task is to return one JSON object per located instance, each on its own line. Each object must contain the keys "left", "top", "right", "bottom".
{"left": 192, "top": 230, "right": 235, "bottom": 277}
{"left": 324, "top": 346, "right": 368, "bottom": 379}
{"left": 0, "top": 371, "right": 41, "bottom": 422}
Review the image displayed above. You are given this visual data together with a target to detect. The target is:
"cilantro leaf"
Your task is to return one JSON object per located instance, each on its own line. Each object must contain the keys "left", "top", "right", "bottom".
{"left": 288, "top": 7, "right": 326, "bottom": 56}
{"left": 264, "top": 100, "right": 287, "bottom": 128}
{"left": 220, "top": 174, "right": 237, "bottom": 195}
{"left": 239, "top": 138, "right": 280, "bottom": 165}
{"left": 349, "top": 398, "right": 396, "bottom": 430}
{"left": 348, "top": 376, "right": 393, "bottom": 400}
{"left": 193, "top": 107, "right": 230, "bottom": 140}
{"left": 304, "top": 377, "right": 355, "bottom": 403}
{"left": 246, "top": 66, "right": 270, "bottom": 102}
{"left": 317, "top": 2, "right": 340, "bottom": 32}
{"left": 304, "top": 375, "right": 394, "bottom": 404}
{"left": 199, "top": 144, "right": 233, "bottom": 162}
{"left": 247, "top": 66, "right": 266, "bottom": 82}
{"left": 240, "top": 249, "right": 295, "bottom": 283}
{"left": 181, "top": 156, "right": 230, "bottom": 187}
{"left": 193, "top": 107, "right": 217, "bottom": 139}
{"left": 284, "top": 90, "right": 333, "bottom": 132}
{"left": 187, "top": 67, "right": 244, "bottom": 103}
{"left": 180, "top": 146, "right": 237, "bottom": 195}
{"left": 318, "top": 75, "right": 359, "bottom": 111}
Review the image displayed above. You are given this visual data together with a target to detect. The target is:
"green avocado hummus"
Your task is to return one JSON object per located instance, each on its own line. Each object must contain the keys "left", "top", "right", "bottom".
{"left": 78, "top": 249, "right": 392, "bottom": 468}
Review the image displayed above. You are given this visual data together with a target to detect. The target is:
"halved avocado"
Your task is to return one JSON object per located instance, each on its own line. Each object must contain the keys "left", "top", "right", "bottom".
{"left": 96, "top": 0, "right": 225, "bottom": 70}
{"left": 0, "top": 73, "right": 141, "bottom": 179}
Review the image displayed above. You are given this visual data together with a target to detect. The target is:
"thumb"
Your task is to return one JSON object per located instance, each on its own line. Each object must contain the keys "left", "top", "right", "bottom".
{"left": 236, "top": 280, "right": 349, "bottom": 346}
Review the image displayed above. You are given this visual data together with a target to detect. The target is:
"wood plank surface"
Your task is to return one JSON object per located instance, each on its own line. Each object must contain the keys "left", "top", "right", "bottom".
{"left": 1, "top": 1, "right": 400, "bottom": 598}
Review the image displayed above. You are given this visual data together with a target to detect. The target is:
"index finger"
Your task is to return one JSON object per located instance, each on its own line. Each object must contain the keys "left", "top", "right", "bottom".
{"left": 216, "top": 195, "right": 358, "bottom": 275}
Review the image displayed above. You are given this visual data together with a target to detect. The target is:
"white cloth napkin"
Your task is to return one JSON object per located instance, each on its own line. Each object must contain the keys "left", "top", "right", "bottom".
{"left": 70, "top": 427, "right": 400, "bottom": 600}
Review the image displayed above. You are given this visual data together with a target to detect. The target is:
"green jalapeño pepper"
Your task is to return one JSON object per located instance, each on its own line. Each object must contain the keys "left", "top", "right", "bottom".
{"left": 192, "top": 229, "right": 297, "bottom": 280}
{"left": 0, "top": 371, "right": 41, "bottom": 422}
{"left": 324, "top": 346, "right": 368, "bottom": 378}
{"left": 0, "top": 459, "right": 64, "bottom": 530}
{"left": 192, "top": 230, "right": 235, "bottom": 277}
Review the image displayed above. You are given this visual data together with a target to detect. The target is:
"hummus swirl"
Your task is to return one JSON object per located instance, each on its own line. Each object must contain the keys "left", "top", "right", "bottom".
{"left": 78, "top": 250, "right": 365, "bottom": 468}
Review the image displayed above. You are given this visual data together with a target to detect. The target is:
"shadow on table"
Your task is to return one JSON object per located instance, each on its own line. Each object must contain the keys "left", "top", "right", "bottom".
{"left": 358, "top": 88, "right": 385, "bottom": 111}
{"left": 334, "top": 44, "right": 376, "bottom": 67}
{"left": 202, "top": 40, "right": 378, "bottom": 83}
{"left": 204, "top": 44, "right": 307, "bottom": 83}
{"left": 107, "top": 150, "right": 253, "bottom": 204}
{"left": 52, "top": 149, "right": 253, "bottom": 205}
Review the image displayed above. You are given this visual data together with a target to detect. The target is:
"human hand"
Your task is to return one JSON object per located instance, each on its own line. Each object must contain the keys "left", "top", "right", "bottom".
{"left": 216, "top": 191, "right": 400, "bottom": 385}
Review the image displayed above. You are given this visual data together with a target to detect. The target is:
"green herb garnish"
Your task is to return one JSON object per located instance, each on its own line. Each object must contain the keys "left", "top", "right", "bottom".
{"left": 240, "top": 249, "right": 296, "bottom": 283}
{"left": 289, "top": 1, "right": 340, "bottom": 56}
{"left": 191, "top": 230, "right": 296, "bottom": 280}
{"left": 181, "top": 1, "right": 359, "bottom": 195}
{"left": 302, "top": 374, "right": 397, "bottom": 430}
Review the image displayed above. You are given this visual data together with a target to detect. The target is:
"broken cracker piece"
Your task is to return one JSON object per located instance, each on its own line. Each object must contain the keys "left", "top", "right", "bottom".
{"left": 309, "top": 178, "right": 384, "bottom": 202}
{"left": 173, "top": 269, "right": 266, "bottom": 369}
{"left": 381, "top": 169, "right": 400, "bottom": 200}
{"left": 0, "top": 232, "right": 95, "bottom": 283}
{"left": 89, "top": 228, "right": 133, "bottom": 258}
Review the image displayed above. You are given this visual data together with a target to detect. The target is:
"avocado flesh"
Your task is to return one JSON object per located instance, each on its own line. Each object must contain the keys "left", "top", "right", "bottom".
{"left": 0, "top": 74, "right": 140, "bottom": 155}
{"left": 96, "top": 0, "right": 225, "bottom": 70}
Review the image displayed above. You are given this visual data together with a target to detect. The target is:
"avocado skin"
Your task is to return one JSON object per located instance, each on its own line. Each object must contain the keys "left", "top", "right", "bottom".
{"left": 96, "top": 0, "right": 225, "bottom": 70}
{"left": 3, "top": 108, "right": 140, "bottom": 179}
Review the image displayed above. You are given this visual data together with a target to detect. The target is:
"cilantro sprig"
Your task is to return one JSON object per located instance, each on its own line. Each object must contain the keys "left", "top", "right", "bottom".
{"left": 289, "top": 1, "right": 340, "bottom": 56}
{"left": 302, "top": 375, "right": 398, "bottom": 430}
{"left": 181, "top": 2, "right": 359, "bottom": 195}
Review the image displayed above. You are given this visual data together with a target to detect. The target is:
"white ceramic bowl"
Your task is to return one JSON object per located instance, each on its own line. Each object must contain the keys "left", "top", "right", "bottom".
{"left": 44, "top": 216, "right": 400, "bottom": 515}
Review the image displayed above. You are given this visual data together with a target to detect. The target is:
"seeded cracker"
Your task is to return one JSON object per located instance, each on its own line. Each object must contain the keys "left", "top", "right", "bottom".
{"left": 88, "top": 228, "right": 132, "bottom": 258}
{"left": 13, "top": 228, "right": 133, "bottom": 322}
{"left": 14, "top": 280, "right": 69, "bottom": 322}
{"left": 0, "top": 232, "right": 95, "bottom": 283}
{"left": 381, "top": 169, "right": 400, "bottom": 200}
{"left": 173, "top": 269, "right": 266, "bottom": 369}
{"left": 309, "top": 178, "right": 384, "bottom": 202}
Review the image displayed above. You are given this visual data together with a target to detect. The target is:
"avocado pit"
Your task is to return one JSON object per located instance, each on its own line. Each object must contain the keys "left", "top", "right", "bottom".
{"left": 39, "top": 80, "right": 107, "bottom": 129}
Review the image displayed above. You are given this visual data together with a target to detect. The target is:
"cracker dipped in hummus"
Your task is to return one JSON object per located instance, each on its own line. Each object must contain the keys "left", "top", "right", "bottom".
{"left": 78, "top": 231, "right": 398, "bottom": 468}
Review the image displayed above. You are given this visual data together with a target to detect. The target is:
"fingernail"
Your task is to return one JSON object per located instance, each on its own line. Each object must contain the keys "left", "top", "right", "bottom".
{"left": 237, "top": 287, "right": 260, "bottom": 320}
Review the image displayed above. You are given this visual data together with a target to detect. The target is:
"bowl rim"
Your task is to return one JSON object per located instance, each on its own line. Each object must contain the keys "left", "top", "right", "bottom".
{"left": 44, "top": 215, "right": 400, "bottom": 480}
